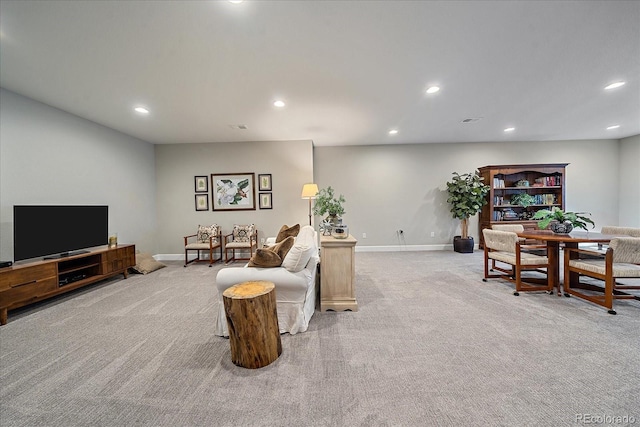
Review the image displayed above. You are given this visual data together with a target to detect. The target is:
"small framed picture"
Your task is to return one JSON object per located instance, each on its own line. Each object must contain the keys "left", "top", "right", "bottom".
{"left": 259, "top": 192, "right": 273, "bottom": 209}
{"left": 194, "top": 176, "right": 208, "bottom": 193}
{"left": 195, "top": 194, "right": 209, "bottom": 211}
{"left": 258, "top": 174, "right": 272, "bottom": 191}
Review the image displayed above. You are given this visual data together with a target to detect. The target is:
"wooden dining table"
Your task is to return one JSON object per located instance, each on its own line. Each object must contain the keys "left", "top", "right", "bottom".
{"left": 516, "top": 230, "right": 616, "bottom": 296}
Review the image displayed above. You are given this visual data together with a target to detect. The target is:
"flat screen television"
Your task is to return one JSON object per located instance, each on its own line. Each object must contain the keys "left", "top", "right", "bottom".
{"left": 13, "top": 205, "right": 108, "bottom": 261}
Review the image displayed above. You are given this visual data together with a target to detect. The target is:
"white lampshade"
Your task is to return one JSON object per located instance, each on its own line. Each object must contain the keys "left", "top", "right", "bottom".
{"left": 301, "top": 183, "right": 319, "bottom": 199}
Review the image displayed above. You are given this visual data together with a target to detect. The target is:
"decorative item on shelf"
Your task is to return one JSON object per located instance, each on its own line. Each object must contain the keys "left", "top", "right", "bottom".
{"left": 312, "top": 186, "right": 346, "bottom": 226}
{"left": 331, "top": 223, "right": 349, "bottom": 239}
{"left": 510, "top": 193, "right": 535, "bottom": 207}
{"left": 446, "top": 170, "right": 490, "bottom": 253}
{"left": 502, "top": 209, "right": 518, "bottom": 220}
{"left": 301, "top": 183, "right": 319, "bottom": 226}
{"left": 520, "top": 210, "right": 533, "bottom": 220}
{"left": 108, "top": 233, "right": 118, "bottom": 248}
{"left": 319, "top": 219, "right": 332, "bottom": 236}
{"left": 532, "top": 207, "right": 595, "bottom": 233}
{"left": 515, "top": 179, "right": 530, "bottom": 187}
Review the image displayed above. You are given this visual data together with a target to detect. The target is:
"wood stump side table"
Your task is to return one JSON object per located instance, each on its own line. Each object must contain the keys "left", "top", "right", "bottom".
{"left": 320, "top": 234, "right": 358, "bottom": 312}
{"left": 223, "top": 281, "right": 282, "bottom": 369}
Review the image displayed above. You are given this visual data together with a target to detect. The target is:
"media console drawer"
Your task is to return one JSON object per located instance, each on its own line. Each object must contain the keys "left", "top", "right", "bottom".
{"left": 0, "top": 264, "right": 57, "bottom": 291}
{"left": 0, "top": 277, "right": 58, "bottom": 307}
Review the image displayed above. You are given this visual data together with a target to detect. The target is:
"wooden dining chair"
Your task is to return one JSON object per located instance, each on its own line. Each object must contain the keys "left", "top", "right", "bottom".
{"left": 184, "top": 224, "right": 223, "bottom": 267}
{"left": 564, "top": 237, "right": 640, "bottom": 314}
{"left": 482, "top": 229, "right": 553, "bottom": 295}
{"left": 587, "top": 226, "right": 640, "bottom": 252}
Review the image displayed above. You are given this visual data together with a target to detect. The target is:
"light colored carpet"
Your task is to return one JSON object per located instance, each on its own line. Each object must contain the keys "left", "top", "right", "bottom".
{"left": 1, "top": 251, "right": 638, "bottom": 427}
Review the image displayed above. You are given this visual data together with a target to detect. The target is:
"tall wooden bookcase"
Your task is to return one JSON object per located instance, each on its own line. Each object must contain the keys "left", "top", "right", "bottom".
{"left": 478, "top": 164, "right": 568, "bottom": 248}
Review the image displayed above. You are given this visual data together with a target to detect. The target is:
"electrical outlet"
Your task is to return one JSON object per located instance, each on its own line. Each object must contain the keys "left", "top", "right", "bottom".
{"left": 430, "top": 231, "right": 435, "bottom": 237}
{"left": 362, "top": 232, "right": 367, "bottom": 238}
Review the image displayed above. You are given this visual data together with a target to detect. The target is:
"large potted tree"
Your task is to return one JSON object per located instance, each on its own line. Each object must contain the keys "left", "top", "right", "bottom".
{"left": 446, "top": 171, "right": 490, "bottom": 253}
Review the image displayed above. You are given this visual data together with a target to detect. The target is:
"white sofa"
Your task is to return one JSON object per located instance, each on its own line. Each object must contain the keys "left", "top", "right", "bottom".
{"left": 214, "top": 226, "right": 319, "bottom": 336}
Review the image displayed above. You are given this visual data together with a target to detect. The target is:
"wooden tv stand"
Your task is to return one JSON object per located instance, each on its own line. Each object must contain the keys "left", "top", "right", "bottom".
{"left": 0, "top": 244, "right": 135, "bottom": 325}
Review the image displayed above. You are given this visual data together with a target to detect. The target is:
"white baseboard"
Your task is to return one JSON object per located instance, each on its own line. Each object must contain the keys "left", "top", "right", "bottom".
{"left": 355, "top": 244, "right": 457, "bottom": 252}
{"left": 154, "top": 244, "right": 473, "bottom": 260}
{"left": 154, "top": 254, "right": 187, "bottom": 261}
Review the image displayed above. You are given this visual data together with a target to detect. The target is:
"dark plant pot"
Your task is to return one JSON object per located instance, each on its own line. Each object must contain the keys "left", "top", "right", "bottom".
{"left": 550, "top": 221, "right": 573, "bottom": 234}
{"left": 453, "top": 236, "right": 474, "bottom": 253}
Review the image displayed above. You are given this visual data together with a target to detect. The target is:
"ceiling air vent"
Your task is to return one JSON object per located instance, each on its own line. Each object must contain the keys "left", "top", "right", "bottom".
{"left": 229, "top": 124, "right": 248, "bottom": 130}
{"left": 461, "top": 118, "right": 482, "bottom": 123}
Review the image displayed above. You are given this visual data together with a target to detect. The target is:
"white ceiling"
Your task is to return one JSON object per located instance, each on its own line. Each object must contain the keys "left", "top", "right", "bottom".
{"left": 1, "top": 0, "right": 638, "bottom": 147}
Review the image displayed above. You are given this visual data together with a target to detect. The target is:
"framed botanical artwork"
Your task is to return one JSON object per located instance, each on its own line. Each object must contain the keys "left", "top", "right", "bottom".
{"left": 195, "top": 194, "right": 209, "bottom": 211}
{"left": 258, "top": 174, "right": 272, "bottom": 191}
{"left": 194, "top": 176, "right": 208, "bottom": 193}
{"left": 211, "top": 173, "right": 256, "bottom": 211}
{"left": 259, "top": 192, "right": 273, "bottom": 209}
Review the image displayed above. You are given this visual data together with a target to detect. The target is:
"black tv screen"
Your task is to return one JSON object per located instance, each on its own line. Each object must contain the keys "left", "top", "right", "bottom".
{"left": 13, "top": 205, "right": 108, "bottom": 261}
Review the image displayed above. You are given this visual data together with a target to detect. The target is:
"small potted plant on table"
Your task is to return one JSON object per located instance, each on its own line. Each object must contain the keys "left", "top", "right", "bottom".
{"left": 313, "top": 186, "right": 346, "bottom": 235}
{"left": 532, "top": 207, "right": 594, "bottom": 233}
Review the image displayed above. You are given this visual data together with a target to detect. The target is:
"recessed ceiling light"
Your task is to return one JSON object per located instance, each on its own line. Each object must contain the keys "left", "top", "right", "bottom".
{"left": 426, "top": 86, "right": 440, "bottom": 94}
{"left": 504, "top": 127, "right": 515, "bottom": 132}
{"left": 134, "top": 107, "right": 149, "bottom": 114}
{"left": 273, "top": 100, "right": 285, "bottom": 108}
{"left": 604, "top": 81, "right": 625, "bottom": 90}
{"left": 228, "top": 0, "right": 244, "bottom": 4}
{"left": 606, "top": 125, "right": 620, "bottom": 130}
{"left": 388, "top": 129, "right": 398, "bottom": 135}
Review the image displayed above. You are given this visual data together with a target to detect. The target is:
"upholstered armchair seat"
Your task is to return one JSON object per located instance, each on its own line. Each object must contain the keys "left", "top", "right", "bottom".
{"left": 568, "top": 259, "right": 640, "bottom": 277}
{"left": 564, "top": 237, "right": 640, "bottom": 314}
{"left": 185, "top": 242, "right": 215, "bottom": 250}
{"left": 488, "top": 250, "right": 550, "bottom": 266}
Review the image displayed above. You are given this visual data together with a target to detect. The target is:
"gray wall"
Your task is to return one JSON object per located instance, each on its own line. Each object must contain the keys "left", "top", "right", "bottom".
{"left": 154, "top": 140, "right": 313, "bottom": 257}
{"left": 0, "top": 89, "right": 157, "bottom": 260}
{"left": 313, "top": 139, "right": 628, "bottom": 248}
{"left": 619, "top": 134, "right": 640, "bottom": 227}
{"left": 1, "top": 88, "right": 638, "bottom": 259}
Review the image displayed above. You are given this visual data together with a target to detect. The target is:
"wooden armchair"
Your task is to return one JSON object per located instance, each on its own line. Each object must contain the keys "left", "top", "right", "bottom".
{"left": 482, "top": 229, "right": 552, "bottom": 295}
{"left": 184, "top": 224, "right": 223, "bottom": 267}
{"left": 589, "top": 226, "right": 640, "bottom": 252}
{"left": 224, "top": 224, "right": 258, "bottom": 264}
{"left": 564, "top": 237, "right": 640, "bottom": 314}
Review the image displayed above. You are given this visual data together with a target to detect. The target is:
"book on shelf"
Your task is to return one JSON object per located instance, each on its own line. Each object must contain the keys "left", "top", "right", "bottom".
{"left": 533, "top": 175, "right": 561, "bottom": 187}
{"left": 493, "top": 178, "right": 505, "bottom": 188}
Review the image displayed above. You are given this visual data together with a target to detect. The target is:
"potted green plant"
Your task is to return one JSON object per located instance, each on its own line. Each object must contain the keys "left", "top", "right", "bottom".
{"left": 446, "top": 171, "right": 490, "bottom": 253}
{"left": 510, "top": 193, "right": 535, "bottom": 207}
{"left": 532, "top": 207, "right": 595, "bottom": 233}
{"left": 313, "top": 186, "right": 346, "bottom": 226}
